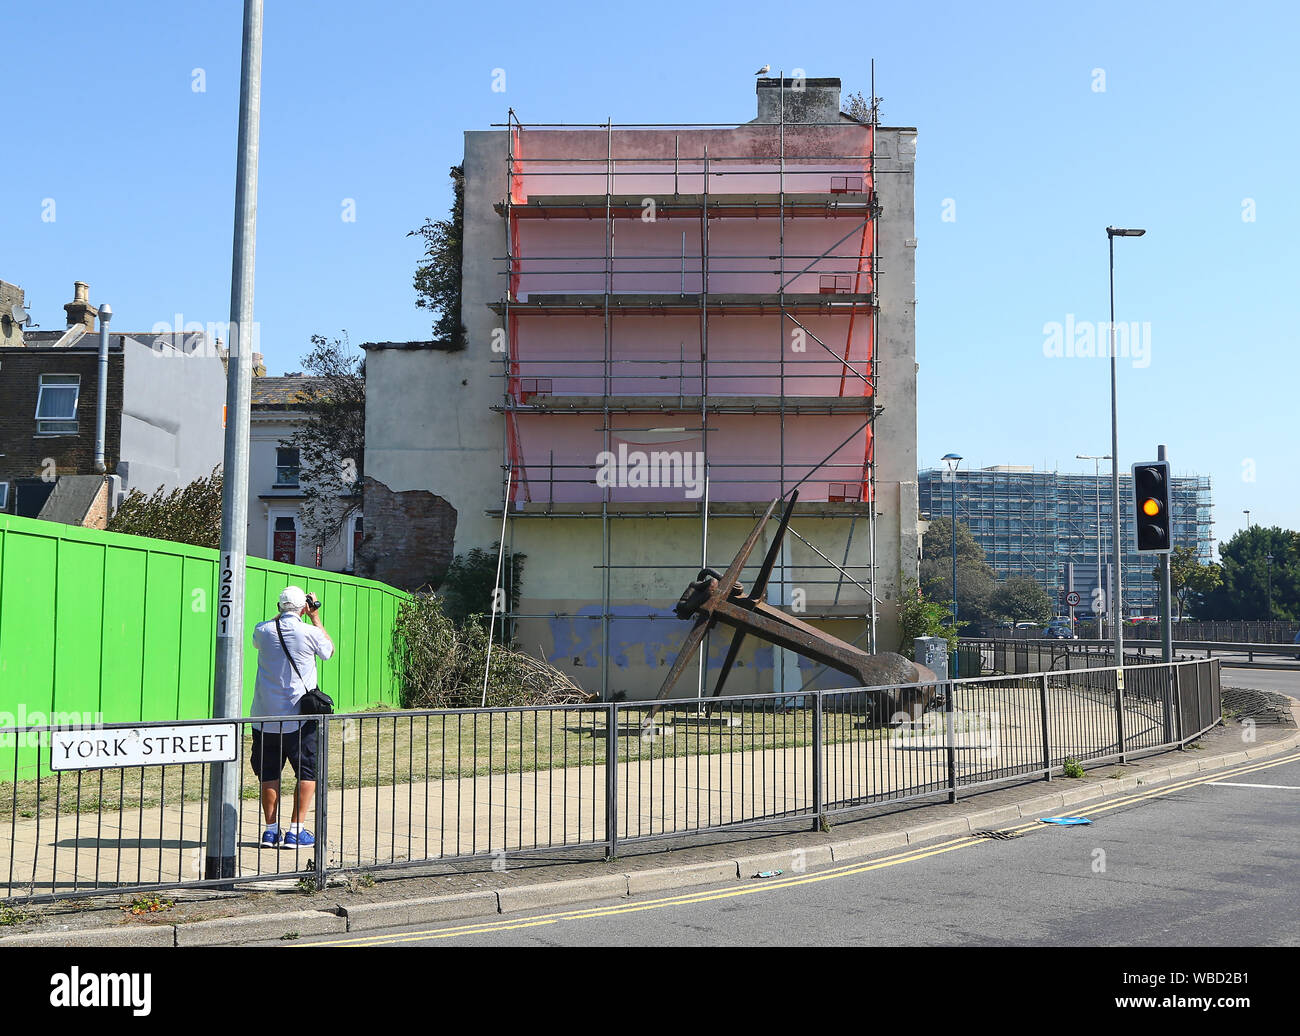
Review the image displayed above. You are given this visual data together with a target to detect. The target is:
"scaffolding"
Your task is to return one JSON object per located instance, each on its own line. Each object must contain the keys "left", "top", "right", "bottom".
{"left": 491, "top": 86, "right": 889, "bottom": 697}
{"left": 918, "top": 468, "right": 1215, "bottom": 618}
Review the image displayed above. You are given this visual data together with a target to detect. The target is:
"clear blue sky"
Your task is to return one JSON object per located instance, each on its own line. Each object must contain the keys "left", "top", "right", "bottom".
{"left": 4, "top": 1, "right": 1296, "bottom": 551}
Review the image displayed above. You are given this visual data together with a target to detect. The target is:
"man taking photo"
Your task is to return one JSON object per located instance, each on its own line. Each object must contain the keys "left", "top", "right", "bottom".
{"left": 250, "top": 585, "right": 333, "bottom": 849}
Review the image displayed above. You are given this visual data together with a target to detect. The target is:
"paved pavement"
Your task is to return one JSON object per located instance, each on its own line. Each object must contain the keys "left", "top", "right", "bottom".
{"left": 290, "top": 752, "right": 1300, "bottom": 947}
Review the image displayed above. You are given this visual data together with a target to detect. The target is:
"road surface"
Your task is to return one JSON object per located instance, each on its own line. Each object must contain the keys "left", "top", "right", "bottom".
{"left": 291, "top": 751, "right": 1300, "bottom": 948}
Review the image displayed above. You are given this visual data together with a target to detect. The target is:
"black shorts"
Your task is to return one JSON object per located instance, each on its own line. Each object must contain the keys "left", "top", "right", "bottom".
{"left": 250, "top": 722, "right": 318, "bottom": 782}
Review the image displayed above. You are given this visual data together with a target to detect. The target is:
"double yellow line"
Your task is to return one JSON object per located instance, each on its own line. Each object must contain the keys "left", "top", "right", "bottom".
{"left": 304, "top": 751, "right": 1300, "bottom": 947}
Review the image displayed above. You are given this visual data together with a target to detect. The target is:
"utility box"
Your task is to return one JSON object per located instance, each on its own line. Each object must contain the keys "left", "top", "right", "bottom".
{"left": 915, "top": 637, "right": 949, "bottom": 681}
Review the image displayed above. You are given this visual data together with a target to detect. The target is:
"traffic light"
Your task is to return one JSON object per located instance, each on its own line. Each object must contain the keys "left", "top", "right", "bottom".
{"left": 1132, "top": 460, "right": 1171, "bottom": 553}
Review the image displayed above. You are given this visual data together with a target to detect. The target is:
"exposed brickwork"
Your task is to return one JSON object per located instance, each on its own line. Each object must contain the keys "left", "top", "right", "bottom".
{"left": 83, "top": 477, "right": 110, "bottom": 529}
{"left": 355, "top": 476, "right": 457, "bottom": 591}
{"left": 0, "top": 281, "right": 25, "bottom": 348}
{"left": 0, "top": 349, "right": 124, "bottom": 494}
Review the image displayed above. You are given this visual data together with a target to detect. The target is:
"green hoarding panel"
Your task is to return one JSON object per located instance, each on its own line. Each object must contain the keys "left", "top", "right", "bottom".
{"left": 54, "top": 538, "right": 105, "bottom": 722}
{"left": 100, "top": 544, "right": 148, "bottom": 723}
{"left": 0, "top": 514, "right": 408, "bottom": 733}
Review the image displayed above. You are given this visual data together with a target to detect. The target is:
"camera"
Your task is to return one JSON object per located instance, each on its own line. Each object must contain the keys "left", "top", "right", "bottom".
{"left": 305, "top": 592, "right": 321, "bottom": 612}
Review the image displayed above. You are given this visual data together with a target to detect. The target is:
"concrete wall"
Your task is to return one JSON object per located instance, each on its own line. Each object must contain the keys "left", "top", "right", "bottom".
{"left": 870, "top": 127, "right": 921, "bottom": 651}
{"left": 510, "top": 513, "right": 877, "bottom": 699}
{"left": 118, "top": 335, "right": 226, "bottom": 497}
{"left": 363, "top": 130, "right": 510, "bottom": 563}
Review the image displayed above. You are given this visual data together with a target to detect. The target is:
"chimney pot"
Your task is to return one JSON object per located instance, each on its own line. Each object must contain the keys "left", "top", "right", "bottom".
{"left": 65, "top": 281, "right": 99, "bottom": 334}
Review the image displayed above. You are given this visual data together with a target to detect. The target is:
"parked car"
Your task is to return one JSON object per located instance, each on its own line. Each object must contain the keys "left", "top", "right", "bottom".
{"left": 1044, "top": 622, "right": 1077, "bottom": 640}
{"left": 1014, "top": 621, "right": 1041, "bottom": 630}
{"left": 1293, "top": 629, "right": 1300, "bottom": 660}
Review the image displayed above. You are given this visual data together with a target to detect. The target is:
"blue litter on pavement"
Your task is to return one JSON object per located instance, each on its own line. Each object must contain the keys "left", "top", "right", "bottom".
{"left": 754, "top": 870, "right": 784, "bottom": 878}
{"left": 1038, "top": 816, "right": 1092, "bottom": 825}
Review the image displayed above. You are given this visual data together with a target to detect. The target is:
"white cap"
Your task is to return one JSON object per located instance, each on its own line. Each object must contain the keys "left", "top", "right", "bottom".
{"left": 278, "top": 585, "right": 307, "bottom": 613}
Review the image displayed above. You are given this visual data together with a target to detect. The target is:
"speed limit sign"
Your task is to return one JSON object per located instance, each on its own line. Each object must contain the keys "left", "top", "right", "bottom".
{"left": 1065, "top": 591, "right": 1081, "bottom": 607}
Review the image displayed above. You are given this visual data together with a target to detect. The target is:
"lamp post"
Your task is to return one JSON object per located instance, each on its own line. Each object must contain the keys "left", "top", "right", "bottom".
{"left": 1243, "top": 509, "right": 1251, "bottom": 528}
{"left": 1107, "top": 226, "right": 1145, "bottom": 663}
{"left": 1265, "top": 553, "right": 1274, "bottom": 622}
{"left": 942, "top": 453, "right": 962, "bottom": 677}
{"left": 1077, "top": 453, "right": 1111, "bottom": 640}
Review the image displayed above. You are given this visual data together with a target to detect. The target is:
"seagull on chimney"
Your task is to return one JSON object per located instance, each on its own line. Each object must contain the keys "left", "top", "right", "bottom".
{"left": 754, "top": 64, "right": 770, "bottom": 76}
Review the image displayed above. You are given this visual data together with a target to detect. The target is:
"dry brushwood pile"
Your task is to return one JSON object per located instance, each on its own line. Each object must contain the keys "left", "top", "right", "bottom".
{"left": 393, "top": 591, "right": 596, "bottom": 709}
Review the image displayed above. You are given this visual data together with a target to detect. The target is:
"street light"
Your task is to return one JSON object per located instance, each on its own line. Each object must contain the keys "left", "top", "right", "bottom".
{"left": 1077, "top": 453, "right": 1111, "bottom": 639}
{"left": 942, "top": 453, "right": 962, "bottom": 677}
{"left": 1107, "top": 225, "right": 1145, "bottom": 662}
{"left": 1265, "top": 553, "right": 1275, "bottom": 622}
{"left": 1243, "top": 509, "right": 1251, "bottom": 529}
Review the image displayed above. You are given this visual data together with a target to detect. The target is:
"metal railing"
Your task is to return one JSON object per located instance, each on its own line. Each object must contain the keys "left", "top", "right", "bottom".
{"left": 968, "top": 635, "right": 1300, "bottom": 668}
{"left": 1128, "top": 619, "right": 1296, "bottom": 644}
{"left": 1, "top": 657, "right": 1221, "bottom": 904}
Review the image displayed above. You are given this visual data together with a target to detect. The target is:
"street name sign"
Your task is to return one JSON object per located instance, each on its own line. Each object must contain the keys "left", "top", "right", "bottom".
{"left": 50, "top": 723, "right": 240, "bottom": 771}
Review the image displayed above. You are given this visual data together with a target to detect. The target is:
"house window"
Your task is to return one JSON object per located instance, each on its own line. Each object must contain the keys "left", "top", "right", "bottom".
{"left": 347, "top": 514, "right": 364, "bottom": 571}
{"left": 0, "top": 482, "right": 8, "bottom": 510}
{"left": 272, "top": 515, "right": 297, "bottom": 564}
{"left": 36, "top": 374, "right": 80, "bottom": 434}
{"left": 275, "top": 447, "right": 300, "bottom": 486}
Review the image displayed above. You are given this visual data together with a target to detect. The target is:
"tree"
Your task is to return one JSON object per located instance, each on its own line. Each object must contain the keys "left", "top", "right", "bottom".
{"left": 1152, "top": 546, "right": 1222, "bottom": 620}
{"left": 841, "top": 90, "right": 873, "bottom": 122}
{"left": 441, "top": 544, "right": 526, "bottom": 644}
{"left": 284, "top": 334, "right": 365, "bottom": 558}
{"left": 989, "top": 577, "right": 1054, "bottom": 625}
{"left": 107, "top": 466, "right": 223, "bottom": 548}
{"left": 1197, "top": 526, "right": 1299, "bottom": 621}
{"left": 920, "top": 516, "right": 998, "bottom": 623}
{"left": 409, "top": 165, "right": 466, "bottom": 349}
{"left": 896, "top": 578, "right": 957, "bottom": 658}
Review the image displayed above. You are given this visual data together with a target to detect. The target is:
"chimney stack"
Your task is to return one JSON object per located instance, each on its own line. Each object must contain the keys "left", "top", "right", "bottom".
{"left": 754, "top": 77, "right": 844, "bottom": 125}
{"left": 64, "top": 281, "right": 99, "bottom": 333}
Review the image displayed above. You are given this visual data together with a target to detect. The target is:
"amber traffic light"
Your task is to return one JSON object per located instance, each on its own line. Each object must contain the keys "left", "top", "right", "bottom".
{"left": 1132, "top": 461, "right": 1171, "bottom": 553}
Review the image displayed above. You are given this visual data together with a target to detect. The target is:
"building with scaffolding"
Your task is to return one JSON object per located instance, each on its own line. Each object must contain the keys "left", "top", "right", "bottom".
{"left": 917, "top": 465, "right": 1214, "bottom": 620}
{"left": 365, "top": 77, "right": 920, "bottom": 699}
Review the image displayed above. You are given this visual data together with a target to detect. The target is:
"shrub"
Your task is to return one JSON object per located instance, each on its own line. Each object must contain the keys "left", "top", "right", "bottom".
{"left": 391, "top": 591, "right": 588, "bottom": 709}
{"left": 440, "top": 544, "right": 525, "bottom": 643}
{"left": 897, "top": 578, "right": 958, "bottom": 659}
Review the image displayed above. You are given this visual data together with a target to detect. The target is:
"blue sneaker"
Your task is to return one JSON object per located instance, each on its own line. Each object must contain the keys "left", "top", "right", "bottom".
{"left": 282, "top": 829, "right": 314, "bottom": 849}
{"left": 261, "top": 828, "right": 281, "bottom": 848}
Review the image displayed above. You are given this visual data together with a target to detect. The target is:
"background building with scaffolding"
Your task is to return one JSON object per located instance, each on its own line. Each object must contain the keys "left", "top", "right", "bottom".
{"left": 918, "top": 465, "right": 1214, "bottom": 619}
{"left": 365, "top": 76, "right": 921, "bottom": 700}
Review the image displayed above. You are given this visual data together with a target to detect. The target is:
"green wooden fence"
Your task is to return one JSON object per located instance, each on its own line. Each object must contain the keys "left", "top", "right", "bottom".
{"left": 0, "top": 514, "right": 408, "bottom": 744}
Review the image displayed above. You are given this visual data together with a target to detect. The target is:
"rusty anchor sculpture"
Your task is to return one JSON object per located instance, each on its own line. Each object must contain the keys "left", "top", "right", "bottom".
{"left": 648, "top": 492, "right": 939, "bottom": 725}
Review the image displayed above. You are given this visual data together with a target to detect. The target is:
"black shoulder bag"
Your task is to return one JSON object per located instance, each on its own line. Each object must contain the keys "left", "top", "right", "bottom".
{"left": 276, "top": 617, "right": 335, "bottom": 716}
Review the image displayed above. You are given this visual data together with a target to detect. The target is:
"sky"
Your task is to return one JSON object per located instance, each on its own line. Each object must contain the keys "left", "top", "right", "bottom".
{"left": 3, "top": 1, "right": 1296, "bottom": 552}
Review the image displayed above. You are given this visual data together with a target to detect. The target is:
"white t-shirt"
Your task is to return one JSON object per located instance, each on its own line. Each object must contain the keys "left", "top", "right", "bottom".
{"left": 251, "top": 613, "right": 334, "bottom": 731}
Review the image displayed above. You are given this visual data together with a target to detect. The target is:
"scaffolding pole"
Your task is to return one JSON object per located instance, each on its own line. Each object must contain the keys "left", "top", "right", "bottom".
{"left": 500, "top": 105, "right": 885, "bottom": 693}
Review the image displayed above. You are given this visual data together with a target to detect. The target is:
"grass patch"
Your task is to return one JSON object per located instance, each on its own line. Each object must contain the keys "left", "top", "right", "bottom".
{"left": 1062, "top": 757, "right": 1085, "bottom": 779}
{"left": 123, "top": 894, "right": 174, "bottom": 916}
{"left": 0, "top": 705, "right": 893, "bottom": 821}
{"left": 0, "top": 905, "right": 28, "bottom": 926}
